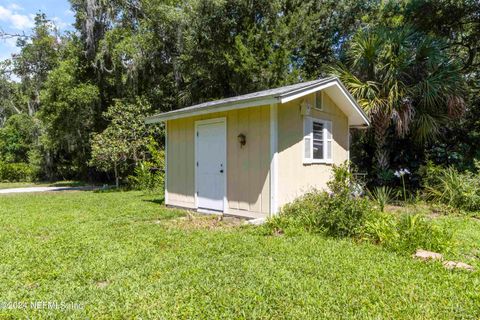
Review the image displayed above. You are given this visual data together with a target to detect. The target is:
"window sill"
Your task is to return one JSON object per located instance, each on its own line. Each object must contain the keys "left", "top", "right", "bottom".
{"left": 303, "top": 160, "right": 333, "bottom": 166}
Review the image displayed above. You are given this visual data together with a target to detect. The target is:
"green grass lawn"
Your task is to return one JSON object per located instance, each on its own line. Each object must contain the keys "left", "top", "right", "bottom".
{"left": 0, "top": 191, "right": 479, "bottom": 318}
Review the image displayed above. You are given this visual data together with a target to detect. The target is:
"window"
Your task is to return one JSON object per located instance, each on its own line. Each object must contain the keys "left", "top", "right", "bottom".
{"left": 314, "top": 91, "right": 324, "bottom": 110}
{"left": 303, "top": 117, "right": 332, "bottom": 164}
{"left": 313, "top": 122, "right": 324, "bottom": 159}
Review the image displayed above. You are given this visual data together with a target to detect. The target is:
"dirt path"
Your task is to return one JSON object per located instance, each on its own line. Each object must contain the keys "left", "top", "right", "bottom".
{"left": 0, "top": 186, "right": 99, "bottom": 194}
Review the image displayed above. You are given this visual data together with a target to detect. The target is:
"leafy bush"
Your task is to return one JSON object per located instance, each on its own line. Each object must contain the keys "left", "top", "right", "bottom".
{"left": 362, "top": 212, "right": 452, "bottom": 254}
{"left": 268, "top": 190, "right": 374, "bottom": 238}
{"left": 395, "top": 214, "right": 452, "bottom": 253}
{"left": 0, "top": 162, "right": 36, "bottom": 182}
{"left": 422, "top": 161, "right": 480, "bottom": 211}
{"left": 128, "top": 138, "right": 164, "bottom": 192}
{"left": 267, "top": 163, "right": 373, "bottom": 237}
{"left": 327, "top": 162, "right": 353, "bottom": 195}
{"left": 327, "top": 161, "right": 365, "bottom": 197}
{"left": 361, "top": 211, "right": 398, "bottom": 245}
{"left": 265, "top": 163, "right": 452, "bottom": 255}
{"left": 128, "top": 161, "right": 164, "bottom": 191}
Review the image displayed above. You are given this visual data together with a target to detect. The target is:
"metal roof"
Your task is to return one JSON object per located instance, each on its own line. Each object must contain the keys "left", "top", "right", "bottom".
{"left": 145, "top": 77, "right": 370, "bottom": 126}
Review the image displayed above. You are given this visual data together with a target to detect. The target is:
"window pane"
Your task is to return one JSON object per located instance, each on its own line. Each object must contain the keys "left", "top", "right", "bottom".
{"left": 313, "top": 141, "right": 323, "bottom": 159}
{"left": 304, "top": 137, "right": 311, "bottom": 158}
{"left": 313, "top": 122, "right": 323, "bottom": 135}
{"left": 312, "top": 122, "right": 324, "bottom": 159}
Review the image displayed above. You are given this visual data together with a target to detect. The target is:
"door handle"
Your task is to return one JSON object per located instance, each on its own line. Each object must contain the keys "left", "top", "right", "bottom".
{"left": 220, "top": 169, "right": 224, "bottom": 173}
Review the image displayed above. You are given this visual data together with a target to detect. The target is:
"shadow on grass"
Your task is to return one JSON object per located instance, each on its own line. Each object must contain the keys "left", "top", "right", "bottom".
{"left": 92, "top": 188, "right": 165, "bottom": 200}
{"left": 143, "top": 198, "right": 165, "bottom": 205}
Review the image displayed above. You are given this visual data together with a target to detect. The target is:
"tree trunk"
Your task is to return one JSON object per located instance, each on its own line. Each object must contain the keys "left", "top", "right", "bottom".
{"left": 114, "top": 162, "right": 119, "bottom": 188}
{"left": 373, "top": 111, "right": 391, "bottom": 178}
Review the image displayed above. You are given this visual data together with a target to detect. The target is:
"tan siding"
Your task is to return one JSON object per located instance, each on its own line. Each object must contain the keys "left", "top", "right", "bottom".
{"left": 277, "top": 92, "right": 349, "bottom": 209}
{"left": 166, "top": 105, "right": 271, "bottom": 215}
{"left": 167, "top": 90, "right": 350, "bottom": 215}
{"left": 237, "top": 108, "right": 249, "bottom": 211}
{"left": 227, "top": 109, "right": 239, "bottom": 210}
{"left": 167, "top": 118, "right": 196, "bottom": 208}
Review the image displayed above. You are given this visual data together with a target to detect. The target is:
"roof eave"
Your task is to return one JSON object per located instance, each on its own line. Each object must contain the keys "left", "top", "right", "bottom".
{"left": 145, "top": 77, "right": 370, "bottom": 127}
{"left": 277, "top": 77, "right": 336, "bottom": 103}
{"left": 278, "top": 77, "right": 369, "bottom": 127}
{"left": 335, "top": 79, "right": 370, "bottom": 127}
{"left": 145, "top": 96, "right": 278, "bottom": 123}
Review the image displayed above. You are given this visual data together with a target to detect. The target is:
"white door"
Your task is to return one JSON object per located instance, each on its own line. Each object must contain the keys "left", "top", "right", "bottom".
{"left": 196, "top": 119, "right": 226, "bottom": 211}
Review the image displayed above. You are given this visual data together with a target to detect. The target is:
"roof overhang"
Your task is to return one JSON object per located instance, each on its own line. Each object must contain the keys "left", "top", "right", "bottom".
{"left": 145, "top": 96, "right": 278, "bottom": 124}
{"left": 145, "top": 77, "right": 370, "bottom": 127}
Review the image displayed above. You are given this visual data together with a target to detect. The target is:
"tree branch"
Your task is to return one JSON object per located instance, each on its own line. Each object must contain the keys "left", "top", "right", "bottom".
{"left": 0, "top": 28, "right": 30, "bottom": 40}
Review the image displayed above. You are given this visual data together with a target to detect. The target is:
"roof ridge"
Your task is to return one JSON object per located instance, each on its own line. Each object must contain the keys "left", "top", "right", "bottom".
{"left": 145, "top": 76, "right": 369, "bottom": 127}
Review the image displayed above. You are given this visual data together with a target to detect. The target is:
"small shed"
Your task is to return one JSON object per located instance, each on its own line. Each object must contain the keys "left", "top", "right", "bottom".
{"left": 146, "top": 77, "right": 369, "bottom": 218}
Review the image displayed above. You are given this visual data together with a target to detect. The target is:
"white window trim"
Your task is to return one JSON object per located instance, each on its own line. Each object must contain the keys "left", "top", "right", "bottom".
{"left": 303, "top": 116, "right": 333, "bottom": 165}
{"left": 314, "top": 91, "right": 324, "bottom": 111}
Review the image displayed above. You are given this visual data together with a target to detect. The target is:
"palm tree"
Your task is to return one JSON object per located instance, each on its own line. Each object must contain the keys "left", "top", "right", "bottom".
{"left": 333, "top": 26, "right": 465, "bottom": 174}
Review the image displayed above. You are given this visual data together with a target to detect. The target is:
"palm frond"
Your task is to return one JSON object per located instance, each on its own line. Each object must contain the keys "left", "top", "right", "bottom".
{"left": 411, "top": 111, "right": 445, "bottom": 143}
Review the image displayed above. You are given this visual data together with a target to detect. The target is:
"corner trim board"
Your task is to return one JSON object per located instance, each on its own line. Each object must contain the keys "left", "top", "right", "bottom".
{"left": 164, "top": 121, "right": 169, "bottom": 205}
{"left": 269, "top": 103, "right": 278, "bottom": 215}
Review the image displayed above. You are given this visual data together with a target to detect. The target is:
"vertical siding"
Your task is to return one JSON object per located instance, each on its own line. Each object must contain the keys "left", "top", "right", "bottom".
{"left": 277, "top": 92, "right": 349, "bottom": 209}
{"left": 166, "top": 105, "right": 271, "bottom": 215}
{"left": 237, "top": 109, "right": 250, "bottom": 211}
{"left": 166, "top": 118, "right": 196, "bottom": 208}
{"left": 227, "top": 109, "right": 239, "bottom": 210}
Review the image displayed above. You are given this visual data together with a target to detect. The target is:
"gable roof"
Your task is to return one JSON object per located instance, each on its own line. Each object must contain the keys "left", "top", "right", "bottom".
{"left": 145, "top": 77, "right": 370, "bottom": 127}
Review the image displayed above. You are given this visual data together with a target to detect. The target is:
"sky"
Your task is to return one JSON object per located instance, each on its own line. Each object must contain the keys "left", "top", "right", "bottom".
{"left": 0, "top": 0, "right": 74, "bottom": 61}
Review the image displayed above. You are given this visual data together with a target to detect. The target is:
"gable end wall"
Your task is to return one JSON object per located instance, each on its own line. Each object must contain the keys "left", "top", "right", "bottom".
{"left": 277, "top": 92, "right": 349, "bottom": 209}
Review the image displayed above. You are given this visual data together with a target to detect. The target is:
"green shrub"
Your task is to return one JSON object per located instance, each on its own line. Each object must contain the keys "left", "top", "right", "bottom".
{"left": 127, "top": 138, "right": 165, "bottom": 192}
{"left": 422, "top": 161, "right": 480, "bottom": 212}
{"left": 0, "top": 162, "right": 36, "bottom": 182}
{"left": 265, "top": 163, "right": 452, "bottom": 256}
{"left": 362, "top": 212, "right": 452, "bottom": 254}
{"left": 327, "top": 162, "right": 353, "bottom": 195}
{"left": 361, "top": 211, "right": 399, "bottom": 244}
{"left": 128, "top": 161, "right": 164, "bottom": 192}
{"left": 394, "top": 214, "right": 452, "bottom": 253}
{"left": 267, "top": 190, "right": 374, "bottom": 237}
{"left": 266, "top": 163, "right": 371, "bottom": 237}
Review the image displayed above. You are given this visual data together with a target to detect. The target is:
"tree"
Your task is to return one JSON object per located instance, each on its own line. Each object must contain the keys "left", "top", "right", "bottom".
{"left": 0, "top": 63, "right": 22, "bottom": 126}
{"left": 285, "top": 0, "right": 378, "bottom": 78}
{"left": 402, "top": 0, "right": 480, "bottom": 73}
{"left": 38, "top": 52, "right": 100, "bottom": 180}
{"left": 13, "top": 13, "right": 60, "bottom": 116}
{"left": 90, "top": 129, "right": 128, "bottom": 187}
{"left": 0, "top": 0, "right": 475, "bottom": 185}
{"left": 334, "top": 26, "right": 466, "bottom": 181}
{"left": 0, "top": 114, "right": 39, "bottom": 163}
{"left": 90, "top": 98, "right": 160, "bottom": 186}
